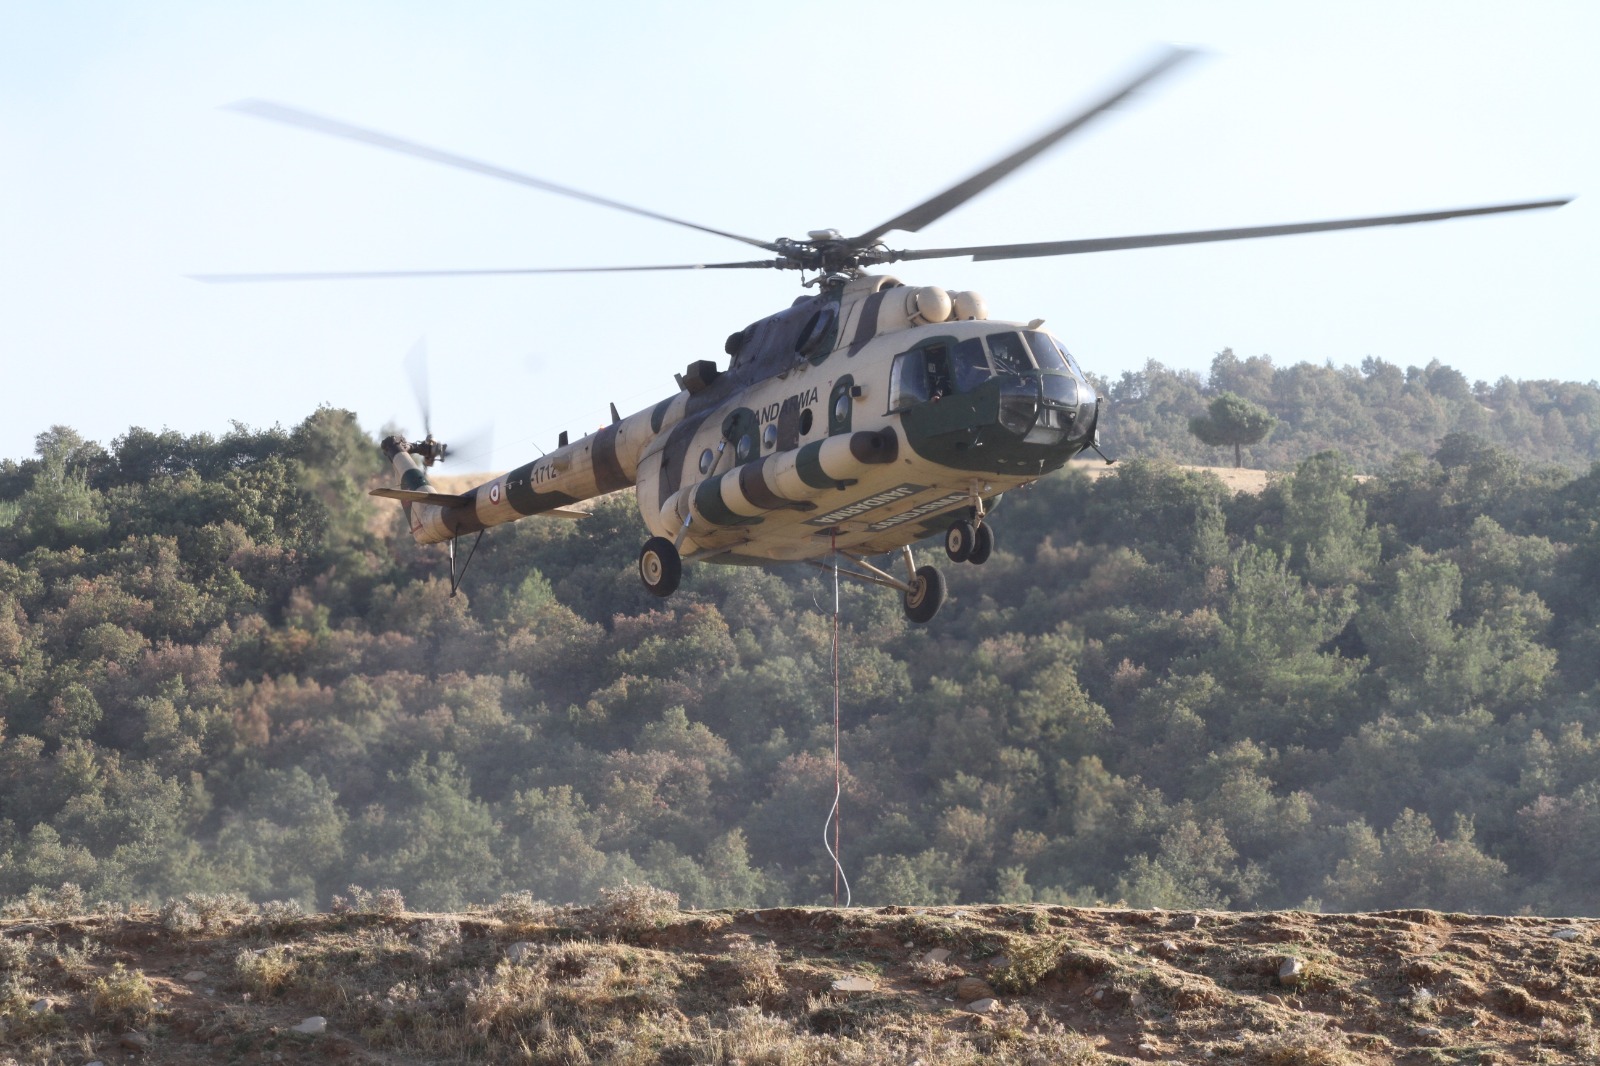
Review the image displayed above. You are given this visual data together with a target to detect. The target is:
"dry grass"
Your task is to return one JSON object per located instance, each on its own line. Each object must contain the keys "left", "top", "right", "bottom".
{"left": 1247, "top": 1019, "right": 1356, "bottom": 1065}
{"left": 728, "top": 938, "right": 786, "bottom": 1005}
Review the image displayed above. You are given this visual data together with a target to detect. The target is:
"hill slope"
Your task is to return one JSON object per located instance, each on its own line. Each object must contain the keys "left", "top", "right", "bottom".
{"left": 5, "top": 898, "right": 1596, "bottom": 1064}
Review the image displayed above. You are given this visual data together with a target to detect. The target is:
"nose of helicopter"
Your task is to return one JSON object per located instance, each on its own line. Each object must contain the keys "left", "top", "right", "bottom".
{"left": 996, "top": 370, "right": 1097, "bottom": 451}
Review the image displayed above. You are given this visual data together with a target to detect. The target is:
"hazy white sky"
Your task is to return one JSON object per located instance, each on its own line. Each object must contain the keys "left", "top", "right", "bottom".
{"left": 3, "top": 1, "right": 1594, "bottom": 468}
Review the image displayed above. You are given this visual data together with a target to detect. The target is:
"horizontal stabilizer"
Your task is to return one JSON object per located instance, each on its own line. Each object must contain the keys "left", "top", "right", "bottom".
{"left": 370, "top": 486, "right": 591, "bottom": 520}
{"left": 369, "top": 487, "right": 470, "bottom": 506}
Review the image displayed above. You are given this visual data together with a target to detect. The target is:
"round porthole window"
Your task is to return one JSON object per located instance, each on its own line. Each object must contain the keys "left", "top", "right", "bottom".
{"left": 763, "top": 424, "right": 778, "bottom": 450}
{"left": 835, "top": 394, "right": 851, "bottom": 423}
{"left": 736, "top": 433, "right": 754, "bottom": 463}
{"left": 799, "top": 408, "right": 814, "bottom": 436}
{"left": 698, "top": 447, "right": 715, "bottom": 474}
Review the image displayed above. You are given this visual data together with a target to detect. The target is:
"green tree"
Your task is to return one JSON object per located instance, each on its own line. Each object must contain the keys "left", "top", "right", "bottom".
{"left": 1114, "top": 817, "right": 1268, "bottom": 909}
{"left": 1276, "top": 452, "right": 1380, "bottom": 585}
{"left": 9, "top": 428, "right": 109, "bottom": 551}
{"left": 1322, "top": 809, "right": 1508, "bottom": 912}
{"left": 347, "top": 754, "right": 504, "bottom": 910}
{"left": 1188, "top": 392, "right": 1278, "bottom": 468}
{"left": 1206, "top": 545, "right": 1361, "bottom": 745}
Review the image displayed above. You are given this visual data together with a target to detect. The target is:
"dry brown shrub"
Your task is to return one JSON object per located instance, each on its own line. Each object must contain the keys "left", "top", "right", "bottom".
{"left": 1248, "top": 1018, "right": 1354, "bottom": 1066}
{"left": 235, "top": 945, "right": 297, "bottom": 996}
{"left": 88, "top": 962, "right": 156, "bottom": 1029}
{"left": 592, "top": 881, "right": 679, "bottom": 935}
{"left": 909, "top": 956, "right": 964, "bottom": 984}
{"left": 466, "top": 960, "right": 549, "bottom": 1038}
{"left": 486, "top": 890, "right": 552, "bottom": 928}
{"left": 1, "top": 882, "right": 85, "bottom": 921}
{"left": 729, "top": 939, "right": 785, "bottom": 1004}
{"left": 0, "top": 934, "right": 32, "bottom": 972}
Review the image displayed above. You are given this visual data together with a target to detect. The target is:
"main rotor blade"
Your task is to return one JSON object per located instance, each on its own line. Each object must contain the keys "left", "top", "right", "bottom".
{"left": 887, "top": 199, "right": 1573, "bottom": 263}
{"left": 226, "top": 100, "right": 781, "bottom": 252}
{"left": 189, "top": 260, "right": 784, "bottom": 282}
{"left": 850, "top": 46, "right": 1197, "bottom": 247}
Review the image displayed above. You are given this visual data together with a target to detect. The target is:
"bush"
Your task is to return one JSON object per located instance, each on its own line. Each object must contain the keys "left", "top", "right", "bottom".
{"left": 89, "top": 963, "right": 156, "bottom": 1029}
{"left": 235, "top": 946, "right": 298, "bottom": 997}
{"left": 591, "top": 881, "right": 679, "bottom": 936}
{"left": 1, "top": 883, "right": 86, "bottom": 921}
{"left": 486, "top": 890, "right": 552, "bottom": 928}
{"left": 728, "top": 938, "right": 784, "bottom": 1004}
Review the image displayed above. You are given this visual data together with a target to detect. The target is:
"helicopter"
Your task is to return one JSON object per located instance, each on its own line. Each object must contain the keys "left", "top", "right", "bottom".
{"left": 198, "top": 47, "right": 1569, "bottom": 624}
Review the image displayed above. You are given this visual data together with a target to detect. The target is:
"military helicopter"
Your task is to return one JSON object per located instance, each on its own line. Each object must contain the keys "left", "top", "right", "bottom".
{"left": 198, "top": 48, "right": 1568, "bottom": 623}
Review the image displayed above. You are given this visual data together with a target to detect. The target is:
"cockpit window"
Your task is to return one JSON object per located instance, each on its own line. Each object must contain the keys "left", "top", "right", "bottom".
{"left": 951, "top": 338, "right": 990, "bottom": 392}
{"left": 889, "top": 339, "right": 994, "bottom": 410}
{"left": 1024, "top": 331, "right": 1080, "bottom": 376}
{"left": 987, "top": 332, "right": 1035, "bottom": 375}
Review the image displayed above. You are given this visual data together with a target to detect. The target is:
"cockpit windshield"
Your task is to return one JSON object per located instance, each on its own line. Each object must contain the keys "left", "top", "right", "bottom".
{"left": 890, "top": 330, "right": 1087, "bottom": 412}
{"left": 1024, "top": 331, "right": 1080, "bottom": 376}
{"left": 986, "top": 332, "right": 1034, "bottom": 376}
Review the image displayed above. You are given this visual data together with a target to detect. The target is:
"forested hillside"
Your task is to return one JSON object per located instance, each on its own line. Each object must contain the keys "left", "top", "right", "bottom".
{"left": 2, "top": 386, "right": 1599, "bottom": 917}
{"left": 1097, "top": 349, "right": 1600, "bottom": 471}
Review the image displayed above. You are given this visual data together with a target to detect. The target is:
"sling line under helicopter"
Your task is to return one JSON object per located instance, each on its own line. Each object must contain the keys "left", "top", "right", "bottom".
{"left": 824, "top": 529, "right": 851, "bottom": 907}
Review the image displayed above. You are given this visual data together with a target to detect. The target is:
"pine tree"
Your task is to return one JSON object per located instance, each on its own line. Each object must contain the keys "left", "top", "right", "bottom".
{"left": 1187, "top": 392, "right": 1279, "bottom": 467}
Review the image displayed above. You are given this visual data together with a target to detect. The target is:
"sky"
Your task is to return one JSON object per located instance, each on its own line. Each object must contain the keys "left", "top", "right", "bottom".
{"left": 3, "top": 1, "right": 1595, "bottom": 470}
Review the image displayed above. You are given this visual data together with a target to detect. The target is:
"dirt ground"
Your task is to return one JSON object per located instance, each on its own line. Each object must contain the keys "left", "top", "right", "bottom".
{"left": 3, "top": 902, "right": 1596, "bottom": 1064}
{"left": 1071, "top": 460, "right": 1276, "bottom": 495}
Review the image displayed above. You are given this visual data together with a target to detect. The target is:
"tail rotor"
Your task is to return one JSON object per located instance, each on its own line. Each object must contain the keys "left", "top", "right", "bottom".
{"left": 403, "top": 337, "right": 449, "bottom": 466}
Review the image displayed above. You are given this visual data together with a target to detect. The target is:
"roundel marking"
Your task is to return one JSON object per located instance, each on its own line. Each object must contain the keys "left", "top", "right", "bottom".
{"left": 489, "top": 481, "right": 502, "bottom": 505}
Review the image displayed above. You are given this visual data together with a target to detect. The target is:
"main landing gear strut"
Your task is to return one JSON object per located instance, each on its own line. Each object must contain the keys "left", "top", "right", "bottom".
{"left": 805, "top": 545, "right": 948, "bottom": 625}
{"left": 637, "top": 511, "right": 1002, "bottom": 624}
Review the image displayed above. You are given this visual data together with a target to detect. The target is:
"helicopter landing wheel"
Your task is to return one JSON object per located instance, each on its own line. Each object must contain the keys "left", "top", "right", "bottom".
{"left": 638, "top": 536, "right": 681, "bottom": 598}
{"left": 902, "top": 565, "right": 947, "bottom": 624}
{"left": 968, "top": 522, "right": 995, "bottom": 565}
{"left": 944, "top": 520, "right": 976, "bottom": 563}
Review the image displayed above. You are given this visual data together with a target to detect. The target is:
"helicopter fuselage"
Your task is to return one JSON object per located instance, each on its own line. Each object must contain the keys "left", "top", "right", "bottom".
{"left": 384, "top": 273, "right": 1098, "bottom": 582}
{"left": 221, "top": 49, "right": 1568, "bottom": 622}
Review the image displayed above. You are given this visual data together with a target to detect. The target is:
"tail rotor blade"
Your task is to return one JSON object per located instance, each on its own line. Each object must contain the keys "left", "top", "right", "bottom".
{"left": 405, "top": 337, "right": 431, "bottom": 439}
{"left": 444, "top": 424, "right": 496, "bottom": 470}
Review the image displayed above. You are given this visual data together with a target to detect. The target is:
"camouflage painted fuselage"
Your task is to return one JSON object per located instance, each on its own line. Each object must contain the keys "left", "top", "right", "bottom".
{"left": 381, "top": 273, "right": 1098, "bottom": 564}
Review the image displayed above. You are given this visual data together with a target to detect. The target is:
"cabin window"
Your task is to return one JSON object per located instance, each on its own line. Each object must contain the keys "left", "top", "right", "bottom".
{"left": 828, "top": 375, "right": 855, "bottom": 435}
{"left": 889, "top": 350, "right": 932, "bottom": 411}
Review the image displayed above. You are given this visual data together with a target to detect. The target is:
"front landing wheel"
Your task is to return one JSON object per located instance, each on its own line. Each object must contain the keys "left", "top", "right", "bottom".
{"left": 639, "top": 537, "right": 682, "bottom": 597}
{"left": 968, "top": 522, "right": 995, "bottom": 565}
{"left": 902, "top": 565, "right": 947, "bottom": 624}
{"left": 944, "top": 520, "right": 976, "bottom": 562}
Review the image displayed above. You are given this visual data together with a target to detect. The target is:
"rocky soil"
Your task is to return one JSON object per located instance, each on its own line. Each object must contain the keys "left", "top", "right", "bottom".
{"left": 3, "top": 899, "right": 1597, "bottom": 1064}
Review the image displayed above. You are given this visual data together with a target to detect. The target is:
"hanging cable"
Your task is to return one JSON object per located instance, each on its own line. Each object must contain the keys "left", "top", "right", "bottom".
{"left": 823, "top": 529, "right": 851, "bottom": 907}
